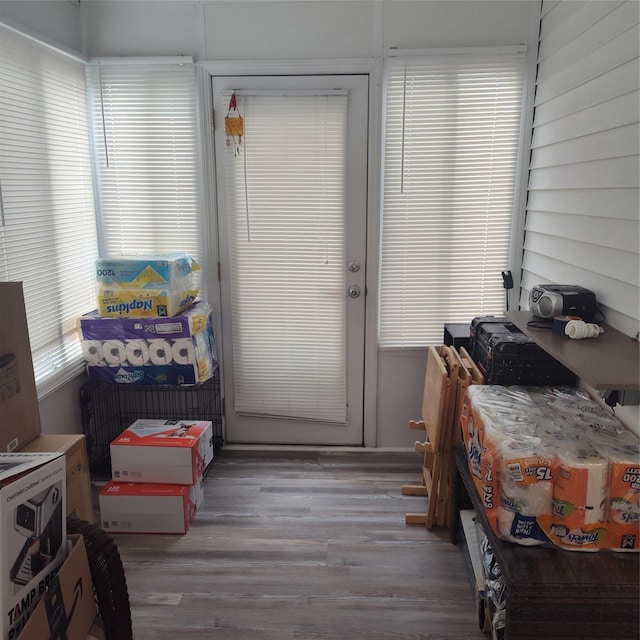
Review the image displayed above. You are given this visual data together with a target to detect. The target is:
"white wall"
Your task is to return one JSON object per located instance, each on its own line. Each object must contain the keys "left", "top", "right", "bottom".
{"left": 78, "top": 0, "right": 538, "bottom": 447}
{"left": 523, "top": 0, "right": 640, "bottom": 434}
{"left": 79, "top": 1, "right": 535, "bottom": 60}
{"left": 0, "top": 1, "right": 81, "bottom": 50}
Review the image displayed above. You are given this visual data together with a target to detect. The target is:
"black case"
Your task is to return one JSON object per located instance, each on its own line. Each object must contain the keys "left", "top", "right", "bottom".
{"left": 469, "top": 316, "right": 576, "bottom": 386}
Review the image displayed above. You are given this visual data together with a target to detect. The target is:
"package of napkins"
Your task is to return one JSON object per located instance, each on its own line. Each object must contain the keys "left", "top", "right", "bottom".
{"left": 95, "top": 253, "right": 200, "bottom": 317}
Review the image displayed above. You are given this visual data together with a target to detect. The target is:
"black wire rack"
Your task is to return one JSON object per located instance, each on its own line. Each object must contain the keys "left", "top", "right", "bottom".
{"left": 80, "top": 367, "right": 223, "bottom": 480}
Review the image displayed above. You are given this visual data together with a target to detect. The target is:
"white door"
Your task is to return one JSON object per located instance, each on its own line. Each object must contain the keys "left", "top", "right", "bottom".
{"left": 212, "top": 74, "right": 368, "bottom": 445}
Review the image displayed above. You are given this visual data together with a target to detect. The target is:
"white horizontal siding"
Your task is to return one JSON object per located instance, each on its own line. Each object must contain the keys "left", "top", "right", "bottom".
{"left": 527, "top": 188, "right": 638, "bottom": 219}
{"left": 523, "top": 0, "right": 640, "bottom": 330}
{"left": 538, "top": 1, "right": 624, "bottom": 61}
{"left": 529, "top": 124, "right": 639, "bottom": 168}
{"left": 525, "top": 211, "right": 639, "bottom": 253}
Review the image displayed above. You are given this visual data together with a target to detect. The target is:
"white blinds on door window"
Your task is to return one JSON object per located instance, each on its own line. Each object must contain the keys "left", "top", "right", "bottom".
{"left": 380, "top": 53, "right": 525, "bottom": 347}
{"left": 0, "top": 25, "right": 98, "bottom": 395}
{"left": 86, "top": 61, "right": 202, "bottom": 264}
{"left": 224, "top": 94, "right": 347, "bottom": 422}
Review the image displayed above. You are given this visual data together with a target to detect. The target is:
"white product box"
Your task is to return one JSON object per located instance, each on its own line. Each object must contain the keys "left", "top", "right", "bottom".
{"left": 110, "top": 419, "right": 214, "bottom": 485}
{"left": 0, "top": 452, "right": 66, "bottom": 640}
{"left": 98, "top": 476, "right": 204, "bottom": 534}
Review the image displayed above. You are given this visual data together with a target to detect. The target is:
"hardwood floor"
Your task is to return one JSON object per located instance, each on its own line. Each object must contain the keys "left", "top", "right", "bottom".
{"left": 108, "top": 449, "right": 487, "bottom": 640}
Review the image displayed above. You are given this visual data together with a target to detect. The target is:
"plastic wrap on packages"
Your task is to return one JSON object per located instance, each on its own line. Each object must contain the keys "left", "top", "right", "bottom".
{"left": 95, "top": 253, "right": 201, "bottom": 317}
{"left": 78, "top": 302, "right": 218, "bottom": 385}
{"left": 459, "top": 384, "right": 640, "bottom": 551}
{"left": 480, "top": 535, "right": 506, "bottom": 639}
{"left": 95, "top": 253, "right": 200, "bottom": 289}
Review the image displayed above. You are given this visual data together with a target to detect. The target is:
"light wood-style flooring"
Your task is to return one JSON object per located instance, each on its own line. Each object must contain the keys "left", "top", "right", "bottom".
{"left": 109, "top": 449, "right": 487, "bottom": 640}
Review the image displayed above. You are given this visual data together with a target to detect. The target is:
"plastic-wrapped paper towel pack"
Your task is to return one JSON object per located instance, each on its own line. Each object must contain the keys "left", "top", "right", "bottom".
{"left": 460, "top": 385, "right": 640, "bottom": 551}
{"left": 78, "top": 301, "right": 217, "bottom": 385}
{"left": 95, "top": 253, "right": 200, "bottom": 317}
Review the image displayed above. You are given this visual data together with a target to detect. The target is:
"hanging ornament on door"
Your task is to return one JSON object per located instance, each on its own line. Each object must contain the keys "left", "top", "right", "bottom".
{"left": 225, "top": 92, "right": 244, "bottom": 157}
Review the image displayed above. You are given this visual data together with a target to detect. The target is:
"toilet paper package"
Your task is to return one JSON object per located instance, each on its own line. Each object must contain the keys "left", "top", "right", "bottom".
{"left": 460, "top": 385, "right": 640, "bottom": 551}
{"left": 95, "top": 253, "right": 200, "bottom": 317}
{"left": 78, "top": 302, "right": 217, "bottom": 385}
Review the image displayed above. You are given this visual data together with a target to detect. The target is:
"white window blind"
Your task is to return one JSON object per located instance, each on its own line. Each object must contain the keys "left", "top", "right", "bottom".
{"left": 380, "top": 53, "right": 525, "bottom": 347}
{"left": 0, "top": 25, "right": 98, "bottom": 395}
{"left": 86, "top": 61, "right": 202, "bottom": 264}
{"left": 223, "top": 94, "right": 347, "bottom": 422}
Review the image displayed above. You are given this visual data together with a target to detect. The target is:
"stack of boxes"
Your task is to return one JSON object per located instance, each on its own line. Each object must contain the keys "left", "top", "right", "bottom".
{"left": 77, "top": 254, "right": 217, "bottom": 386}
{"left": 1, "top": 282, "right": 99, "bottom": 640}
{"left": 98, "top": 418, "right": 214, "bottom": 534}
{"left": 75, "top": 253, "right": 218, "bottom": 534}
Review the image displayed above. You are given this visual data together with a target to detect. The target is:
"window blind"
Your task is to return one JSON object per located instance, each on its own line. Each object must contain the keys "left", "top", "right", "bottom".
{"left": 0, "top": 25, "right": 98, "bottom": 395}
{"left": 222, "top": 94, "right": 348, "bottom": 422}
{"left": 380, "top": 53, "right": 525, "bottom": 347}
{"left": 86, "top": 61, "right": 202, "bottom": 264}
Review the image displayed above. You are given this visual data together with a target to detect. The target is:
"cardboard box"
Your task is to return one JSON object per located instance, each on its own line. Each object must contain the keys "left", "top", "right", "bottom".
{"left": 21, "top": 435, "right": 94, "bottom": 524}
{"left": 110, "top": 419, "right": 214, "bottom": 485}
{"left": 0, "top": 452, "right": 66, "bottom": 640}
{"left": 0, "top": 282, "right": 41, "bottom": 453}
{"left": 18, "top": 535, "right": 97, "bottom": 640}
{"left": 99, "top": 479, "right": 202, "bottom": 534}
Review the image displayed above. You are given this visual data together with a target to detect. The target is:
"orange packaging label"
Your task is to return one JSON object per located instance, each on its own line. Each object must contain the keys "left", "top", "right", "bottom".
{"left": 552, "top": 459, "right": 608, "bottom": 528}
{"left": 608, "top": 464, "right": 640, "bottom": 526}
{"left": 503, "top": 455, "right": 553, "bottom": 486}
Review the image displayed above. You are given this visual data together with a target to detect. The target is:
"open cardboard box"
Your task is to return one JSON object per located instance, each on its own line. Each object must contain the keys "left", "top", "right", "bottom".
{"left": 18, "top": 534, "right": 97, "bottom": 640}
{"left": 21, "top": 435, "right": 95, "bottom": 524}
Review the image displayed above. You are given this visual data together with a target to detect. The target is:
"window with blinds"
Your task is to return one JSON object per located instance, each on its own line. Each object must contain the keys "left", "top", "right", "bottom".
{"left": 221, "top": 93, "right": 348, "bottom": 422}
{"left": 380, "top": 52, "right": 525, "bottom": 347}
{"left": 86, "top": 61, "right": 202, "bottom": 265}
{"left": 0, "top": 25, "right": 98, "bottom": 396}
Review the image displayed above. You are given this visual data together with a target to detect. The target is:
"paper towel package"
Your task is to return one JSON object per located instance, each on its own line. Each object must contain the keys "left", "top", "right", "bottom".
{"left": 98, "top": 478, "right": 204, "bottom": 534}
{"left": 95, "top": 253, "right": 200, "bottom": 318}
{"left": 110, "top": 419, "right": 214, "bottom": 485}
{"left": 78, "top": 302, "right": 217, "bottom": 385}
{"left": 0, "top": 453, "right": 67, "bottom": 640}
{"left": 460, "top": 385, "right": 640, "bottom": 551}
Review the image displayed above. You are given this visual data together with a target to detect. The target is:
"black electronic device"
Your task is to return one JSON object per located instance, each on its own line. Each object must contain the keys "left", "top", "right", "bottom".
{"left": 469, "top": 316, "right": 576, "bottom": 386}
{"left": 529, "top": 285, "right": 597, "bottom": 320}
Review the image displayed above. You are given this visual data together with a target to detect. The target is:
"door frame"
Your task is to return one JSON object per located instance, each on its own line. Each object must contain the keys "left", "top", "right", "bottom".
{"left": 197, "top": 58, "right": 383, "bottom": 447}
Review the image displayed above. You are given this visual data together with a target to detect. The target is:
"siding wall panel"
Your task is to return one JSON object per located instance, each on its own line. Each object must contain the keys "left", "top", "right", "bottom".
{"left": 529, "top": 124, "right": 639, "bottom": 168}
{"left": 527, "top": 188, "right": 638, "bottom": 219}
{"left": 537, "top": 2, "right": 636, "bottom": 75}
{"left": 538, "top": 0, "right": 623, "bottom": 61}
{"left": 531, "top": 91, "right": 639, "bottom": 148}
{"left": 535, "top": 27, "right": 639, "bottom": 106}
{"left": 523, "top": 0, "right": 639, "bottom": 362}
{"left": 533, "top": 58, "right": 639, "bottom": 126}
